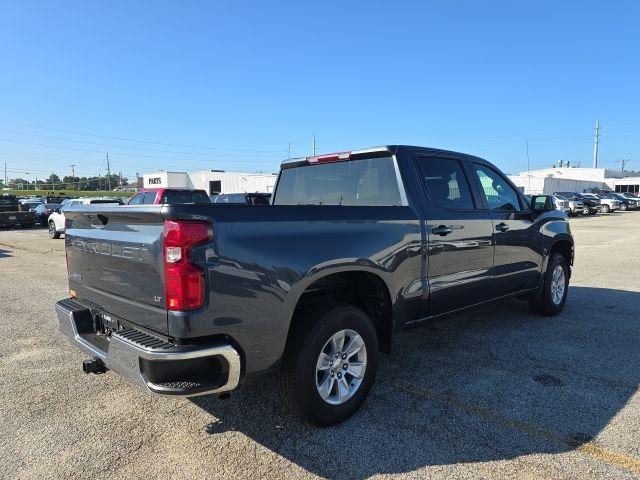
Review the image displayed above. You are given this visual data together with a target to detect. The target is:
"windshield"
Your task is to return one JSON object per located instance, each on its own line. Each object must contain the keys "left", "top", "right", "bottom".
{"left": 274, "top": 156, "right": 402, "bottom": 206}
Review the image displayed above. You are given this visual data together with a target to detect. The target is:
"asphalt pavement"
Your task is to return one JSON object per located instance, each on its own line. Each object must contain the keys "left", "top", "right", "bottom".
{"left": 0, "top": 213, "right": 638, "bottom": 479}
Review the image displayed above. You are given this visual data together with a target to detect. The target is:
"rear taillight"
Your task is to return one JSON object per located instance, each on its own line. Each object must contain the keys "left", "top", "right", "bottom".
{"left": 163, "top": 220, "right": 212, "bottom": 311}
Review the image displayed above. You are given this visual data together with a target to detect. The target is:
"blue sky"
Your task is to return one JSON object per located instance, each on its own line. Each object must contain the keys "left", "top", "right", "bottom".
{"left": 0, "top": 0, "right": 638, "bottom": 182}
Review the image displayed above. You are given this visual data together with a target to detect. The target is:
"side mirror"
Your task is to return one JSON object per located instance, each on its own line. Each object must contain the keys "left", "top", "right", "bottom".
{"left": 531, "top": 195, "right": 554, "bottom": 213}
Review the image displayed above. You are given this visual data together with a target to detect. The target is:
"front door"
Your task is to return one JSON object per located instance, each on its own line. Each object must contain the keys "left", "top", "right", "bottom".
{"left": 470, "top": 162, "right": 543, "bottom": 294}
{"left": 414, "top": 156, "right": 495, "bottom": 316}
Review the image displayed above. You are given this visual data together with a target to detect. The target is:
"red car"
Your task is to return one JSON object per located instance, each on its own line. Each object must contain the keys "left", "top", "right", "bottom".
{"left": 127, "top": 188, "right": 211, "bottom": 205}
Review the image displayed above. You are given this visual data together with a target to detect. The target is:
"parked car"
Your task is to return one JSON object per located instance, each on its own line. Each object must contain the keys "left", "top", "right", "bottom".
{"left": 34, "top": 203, "right": 61, "bottom": 226}
{"left": 581, "top": 193, "right": 620, "bottom": 213}
{"left": 553, "top": 193, "right": 584, "bottom": 216}
{"left": 211, "top": 192, "right": 271, "bottom": 205}
{"left": 19, "top": 196, "right": 43, "bottom": 205}
{"left": 601, "top": 193, "right": 637, "bottom": 212}
{"left": 56, "top": 145, "right": 574, "bottom": 426}
{"left": 48, "top": 198, "right": 123, "bottom": 239}
{"left": 618, "top": 192, "right": 640, "bottom": 204}
{"left": 0, "top": 195, "right": 36, "bottom": 228}
{"left": 127, "top": 188, "right": 210, "bottom": 205}
{"left": 554, "top": 192, "right": 600, "bottom": 215}
{"left": 21, "top": 199, "right": 44, "bottom": 211}
{"left": 550, "top": 194, "right": 571, "bottom": 213}
{"left": 607, "top": 192, "right": 638, "bottom": 210}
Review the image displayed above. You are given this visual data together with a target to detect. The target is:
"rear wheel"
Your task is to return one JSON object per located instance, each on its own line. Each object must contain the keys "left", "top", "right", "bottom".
{"left": 620, "top": 203, "right": 628, "bottom": 211}
{"left": 48, "top": 221, "right": 60, "bottom": 239}
{"left": 530, "top": 252, "right": 569, "bottom": 316}
{"left": 278, "top": 304, "right": 379, "bottom": 426}
{"left": 601, "top": 204, "right": 610, "bottom": 213}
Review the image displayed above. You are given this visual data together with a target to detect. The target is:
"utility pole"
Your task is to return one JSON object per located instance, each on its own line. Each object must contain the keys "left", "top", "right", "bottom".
{"left": 616, "top": 159, "right": 630, "bottom": 173}
{"left": 119, "top": 171, "right": 123, "bottom": 187}
{"left": 593, "top": 120, "right": 601, "bottom": 168}
{"left": 70, "top": 164, "right": 76, "bottom": 191}
{"left": 106, "top": 153, "right": 112, "bottom": 191}
{"left": 312, "top": 135, "right": 316, "bottom": 156}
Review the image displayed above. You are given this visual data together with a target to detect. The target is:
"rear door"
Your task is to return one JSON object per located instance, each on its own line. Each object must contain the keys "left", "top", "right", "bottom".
{"left": 64, "top": 205, "right": 169, "bottom": 334}
{"left": 414, "top": 155, "right": 495, "bottom": 315}
{"left": 470, "top": 163, "right": 542, "bottom": 293}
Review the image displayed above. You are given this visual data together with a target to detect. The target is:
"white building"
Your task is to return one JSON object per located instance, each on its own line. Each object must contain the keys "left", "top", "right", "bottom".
{"left": 143, "top": 170, "right": 278, "bottom": 196}
{"left": 508, "top": 166, "right": 633, "bottom": 195}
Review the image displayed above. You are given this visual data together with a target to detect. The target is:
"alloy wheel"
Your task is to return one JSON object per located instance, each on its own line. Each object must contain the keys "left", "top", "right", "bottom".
{"left": 315, "top": 329, "right": 367, "bottom": 405}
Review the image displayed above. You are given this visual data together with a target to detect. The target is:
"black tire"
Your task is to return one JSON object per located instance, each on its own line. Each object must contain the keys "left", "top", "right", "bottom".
{"left": 48, "top": 221, "right": 60, "bottom": 239}
{"left": 620, "top": 203, "right": 628, "bottom": 211}
{"left": 601, "top": 204, "right": 610, "bottom": 213}
{"left": 278, "top": 303, "right": 379, "bottom": 427}
{"left": 530, "top": 252, "right": 569, "bottom": 316}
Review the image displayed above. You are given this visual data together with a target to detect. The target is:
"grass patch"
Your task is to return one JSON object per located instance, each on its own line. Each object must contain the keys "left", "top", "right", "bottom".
{"left": 1, "top": 189, "right": 127, "bottom": 198}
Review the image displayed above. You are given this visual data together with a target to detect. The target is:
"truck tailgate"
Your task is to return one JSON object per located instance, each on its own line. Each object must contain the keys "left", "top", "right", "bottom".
{"left": 64, "top": 205, "right": 169, "bottom": 334}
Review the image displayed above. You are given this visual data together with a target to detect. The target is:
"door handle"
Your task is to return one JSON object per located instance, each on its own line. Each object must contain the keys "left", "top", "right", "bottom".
{"left": 431, "top": 225, "right": 453, "bottom": 236}
{"left": 495, "top": 222, "right": 509, "bottom": 232}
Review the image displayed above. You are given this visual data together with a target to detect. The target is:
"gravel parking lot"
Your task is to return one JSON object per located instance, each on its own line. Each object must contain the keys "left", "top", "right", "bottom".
{"left": 0, "top": 214, "right": 639, "bottom": 480}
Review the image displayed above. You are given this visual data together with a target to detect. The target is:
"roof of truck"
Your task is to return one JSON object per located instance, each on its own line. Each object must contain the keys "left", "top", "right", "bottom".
{"left": 281, "top": 145, "right": 488, "bottom": 168}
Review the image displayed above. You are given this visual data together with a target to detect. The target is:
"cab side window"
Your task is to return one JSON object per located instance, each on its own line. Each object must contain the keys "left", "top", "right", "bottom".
{"left": 415, "top": 157, "right": 475, "bottom": 210}
{"left": 128, "top": 193, "right": 144, "bottom": 205}
{"left": 473, "top": 164, "right": 522, "bottom": 212}
{"left": 142, "top": 192, "right": 157, "bottom": 204}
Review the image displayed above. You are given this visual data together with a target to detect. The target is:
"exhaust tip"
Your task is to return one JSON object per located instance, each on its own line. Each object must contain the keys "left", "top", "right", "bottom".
{"left": 82, "top": 357, "right": 107, "bottom": 375}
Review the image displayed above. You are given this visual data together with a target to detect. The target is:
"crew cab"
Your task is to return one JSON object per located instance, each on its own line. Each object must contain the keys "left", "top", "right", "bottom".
{"left": 128, "top": 188, "right": 210, "bottom": 205}
{"left": 55, "top": 146, "right": 573, "bottom": 426}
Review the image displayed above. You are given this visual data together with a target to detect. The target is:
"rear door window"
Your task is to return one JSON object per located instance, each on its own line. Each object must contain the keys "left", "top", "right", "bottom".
{"left": 274, "top": 156, "right": 402, "bottom": 206}
{"left": 414, "top": 157, "right": 475, "bottom": 210}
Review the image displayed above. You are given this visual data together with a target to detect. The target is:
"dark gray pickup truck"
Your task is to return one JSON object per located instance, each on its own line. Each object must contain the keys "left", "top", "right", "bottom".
{"left": 56, "top": 145, "right": 573, "bottom": 426}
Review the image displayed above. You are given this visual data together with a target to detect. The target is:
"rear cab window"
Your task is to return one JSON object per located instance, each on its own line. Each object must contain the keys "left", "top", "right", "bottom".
{"left": 162, "top": 191, "right": 210, "bottom": 204}
{"left": 274, "top": 156, "right": 402, "bottom": 206}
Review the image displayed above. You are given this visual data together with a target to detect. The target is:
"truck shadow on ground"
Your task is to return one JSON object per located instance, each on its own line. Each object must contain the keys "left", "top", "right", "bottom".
{"left": 191, "top": 286, "right": 640, "bottom": 479}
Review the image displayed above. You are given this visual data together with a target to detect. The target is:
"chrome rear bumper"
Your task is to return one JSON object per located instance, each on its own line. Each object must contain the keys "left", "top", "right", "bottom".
{"left": 56, "top": 298, "right": 241, "bottom": 397}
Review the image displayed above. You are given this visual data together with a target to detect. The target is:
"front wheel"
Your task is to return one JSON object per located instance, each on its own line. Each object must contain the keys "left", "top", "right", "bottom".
{"left": 530, "top": 252, "right": 569, "bottom": 316}
{"left": 601, "top": 204, "right": 610, "bottom": 213}
{"left": 48, "top": 222, "right": 60, "bottom": 239}
{"left": 278, "top": 304, "right": 379, "bottom": 426}
{"left": 620, "top": 203, "right": 628, "bottom": 211}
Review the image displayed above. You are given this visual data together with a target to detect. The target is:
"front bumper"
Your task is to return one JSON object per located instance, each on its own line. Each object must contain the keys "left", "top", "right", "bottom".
{"left": 56, "top": 298, "right": 241, "bottom": 397}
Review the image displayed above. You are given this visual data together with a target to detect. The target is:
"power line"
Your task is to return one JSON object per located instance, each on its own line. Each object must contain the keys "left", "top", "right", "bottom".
{"left": 0, "top": 119, "right": 286, "bottom": 153}
{"left": 0, "top": 127, "right": 286, "bottom": 158}
{"left": 0, "top": 137, "right": 284, "bottom": 163}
